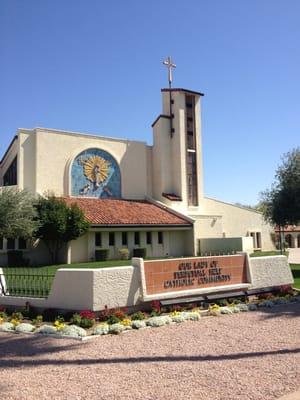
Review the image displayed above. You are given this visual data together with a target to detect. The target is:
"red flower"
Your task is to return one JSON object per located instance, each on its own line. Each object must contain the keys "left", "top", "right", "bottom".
{"left": 79, "top": 310, "right": 95, "bottom": 320}
{"left": 151, "top": 300, "right": 161, "bottom": 312}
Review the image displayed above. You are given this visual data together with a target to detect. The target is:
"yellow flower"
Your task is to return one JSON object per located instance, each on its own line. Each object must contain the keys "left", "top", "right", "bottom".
{"left": 121, "top": 318, "right": 132, "bottom": 326}
{"left": 54, "top": 320, "right": 65, "bottom": 330}
{"left": 11, "top": 319, "right": 20, "bottom": 326}
{"left": 0, "top": 317, "right": 4, "bottom": 324}
{"left": 209, "top": 304, "right": 220, "bottom": 311}
{"left": 170, "top": 311, "right": 180, "bottom": 317}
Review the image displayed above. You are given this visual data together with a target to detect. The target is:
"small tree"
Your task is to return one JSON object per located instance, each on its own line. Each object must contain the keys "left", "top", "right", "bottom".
{"left": 36, "top": 196, "right": 90, "bottom": 264}
{"left": 261, "top": 147, "right": 300, "bottom": 252}
{"left": 0, "top": 187, "right": 39, "bottom": 239}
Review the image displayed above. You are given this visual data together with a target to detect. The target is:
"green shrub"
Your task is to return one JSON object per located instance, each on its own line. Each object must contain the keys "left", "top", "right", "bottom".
{"left": 70, "top": 313, "right": 81, "bottom": 326}
{"left": 80, "top": 317, "right": 94, "bottom": 329}
{"left": 7, "top": 250, "right": 29, "bottom": 267}
{"left": 106, "top": 314, "right": 121, "bottom": 325}
{"left": 118, "top": 248, "right": 130, "bottom": 260}
{"left": 131, "top": 311, "right": 147, "bottom": 320}
{"left": 32, "top": 315, "right": 43, "bottom": 325}
{"left": 132, "top": 248, "right": 147, "bottom": 258}
{"left": 95, "top": 249, "right": 109, "bottom": 261}
{"left": 11, "top": 311, "right": 23, "bottom": 321}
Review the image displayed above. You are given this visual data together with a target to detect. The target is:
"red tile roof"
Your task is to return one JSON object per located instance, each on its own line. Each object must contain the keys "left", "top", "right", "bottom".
{"left": 64, "top": 197, "right": 192, "bottom": 226}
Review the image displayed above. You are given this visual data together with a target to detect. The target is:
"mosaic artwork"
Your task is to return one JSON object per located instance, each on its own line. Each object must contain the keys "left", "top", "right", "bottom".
{"left": 71, "top": 148, "right": 121, "bottom": 198}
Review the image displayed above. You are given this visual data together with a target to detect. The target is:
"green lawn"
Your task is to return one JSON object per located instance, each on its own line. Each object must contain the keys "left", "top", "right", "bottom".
{"left": 250, "top": 250, "right": 288, "bottom": 257}
{"left": 291, "top": 264, "right": 300, "bottom": 289}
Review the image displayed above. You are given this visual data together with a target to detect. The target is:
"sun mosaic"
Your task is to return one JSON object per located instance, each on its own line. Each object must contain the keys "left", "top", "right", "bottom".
{"left": 71, "top": 148, "right": 121, "bottom": 198}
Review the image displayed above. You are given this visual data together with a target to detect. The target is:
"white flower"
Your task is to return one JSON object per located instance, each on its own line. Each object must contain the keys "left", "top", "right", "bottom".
{"left": 230, "top": 306, "right": 240, "bottom": 313}
{"left": 0, "top": 322, "right": 14, "bottom": 332}
{"left": 259, "top": 300, "right": 274, "bottom": 308}
{"left": 236, "top": 303, "right": 249, "bottom": 312}
{"left": 220, "top": 307, "right": 234, "bottom": 315}
{"left": 185, "top": 311, "right": 201, "bottom": 321}
{"left": 146, "top": 316, "right": 171, "bottom": 327}
{"left": 171, "top": 314, "right": 185, "bottom": 323}
{"left": 274, "top": 298, "right": 288, "bottom": 305}
{"left": 35, "top": 325, "right": 58, "bottom": 335}
{"left": 61, "top": 325, "right": 87, "bottom": 337}
{"left": 15, "top": 323, "right": 35, "bottom": 333}
{"left": 109, "top": 323, "right": 125, "bottom": 334}
{"left": 93, "top": 324, "right": 109, "bottom": 335}
{"left": 248, "top": 303, "right": 258, "bottom": 311}
{"left": 131, "top": 320, "right": 146, "bottom": 329}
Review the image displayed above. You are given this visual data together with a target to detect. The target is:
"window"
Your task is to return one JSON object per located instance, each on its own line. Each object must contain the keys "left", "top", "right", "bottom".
{"left": 187, "top": 152, "right": 198, "bottom": 206}
{"left": 109, "top": 232, "right": 115, "bottom": 246}
{"left": 7, "top": 238, "right": 15, "bottom": 250}
{"left": 134, "top": 232, "right": 140, "bottom": 246}
{"left": 18, "top": 238, "right": 27, "bottom": 250}
{"left": 250, "top": 232, "right": 262, "bottom": 249}
{"left": 256, "top": 232, "right": 262, "bottom": 249}
{"left": 146, "top": 232, "right": 152, "bottom": 245}
{"left": 0, "top": 237, "right": 3, "bottom": 250}
{"left": 158, "top": 232, "right": 163, "bottom": 245}
{"left": 95, "top": 233, "right": 102, "bottom": 247}
{"left": 122, "top": 232, "right": 128, "bottom": 246}
{"left": 3, "top": 157, "right": 17, "bottom": 186}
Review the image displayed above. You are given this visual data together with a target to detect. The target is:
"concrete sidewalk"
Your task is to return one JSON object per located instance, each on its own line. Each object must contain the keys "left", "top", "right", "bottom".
{"left": 277, "top": 389, "right": 300, "bottom": 400}
{"left": 288, "top": 248, "right": 300, "bottom": 264}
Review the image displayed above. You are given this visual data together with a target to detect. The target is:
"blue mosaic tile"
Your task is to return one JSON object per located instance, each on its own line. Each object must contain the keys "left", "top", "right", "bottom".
{"left": 71, "top": 148, "right": 121, "bottom": 198}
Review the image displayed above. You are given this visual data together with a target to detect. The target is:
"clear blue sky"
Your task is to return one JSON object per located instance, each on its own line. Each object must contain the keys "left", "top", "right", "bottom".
{"left": 1, "top": 1, "right": 299, "bottom": 205}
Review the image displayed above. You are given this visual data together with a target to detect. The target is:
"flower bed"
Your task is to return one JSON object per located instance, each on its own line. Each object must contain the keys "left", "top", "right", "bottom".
{"left": 0, "top": 290, "right": 300, "bottom": 340}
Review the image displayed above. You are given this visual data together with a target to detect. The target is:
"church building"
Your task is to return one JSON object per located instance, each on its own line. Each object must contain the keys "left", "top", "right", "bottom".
{"left": 0, "top": 84, "right": 275, "bottom": 265}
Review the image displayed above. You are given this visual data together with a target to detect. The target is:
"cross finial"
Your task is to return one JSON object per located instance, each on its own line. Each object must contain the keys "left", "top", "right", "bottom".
{"left": 163, "top": 56, "right": 176, "bottom": 88}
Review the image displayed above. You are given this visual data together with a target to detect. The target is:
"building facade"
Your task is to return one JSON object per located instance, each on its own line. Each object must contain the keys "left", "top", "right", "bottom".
{"left": 0, "top": 87, "right": 274, "bottom": 265}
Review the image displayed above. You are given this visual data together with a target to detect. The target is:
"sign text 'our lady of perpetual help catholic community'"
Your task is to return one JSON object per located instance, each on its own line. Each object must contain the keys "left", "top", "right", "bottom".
{"left": 143, "top": 255, "right": 247, "bottom": 296}
{"left": 163, "top": 260, "right": 231, "bottom": 289}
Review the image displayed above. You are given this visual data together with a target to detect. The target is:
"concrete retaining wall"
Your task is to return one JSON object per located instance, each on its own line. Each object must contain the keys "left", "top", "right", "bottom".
{"left": 0, "top": 265, "right": 141, "bottom": 311}
{"left": 248, "top": 255, "right": 294, "bottom": 289}
{"left": 0, "top": 255, "right": 295, "bottom": 311}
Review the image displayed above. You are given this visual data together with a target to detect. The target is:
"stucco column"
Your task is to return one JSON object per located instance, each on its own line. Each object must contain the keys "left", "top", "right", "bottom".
{"left": 66, "top": 242, "right": 71, "bottom": 264}
{"left": 293, "top": 234, "right": 298, "bottom": 249}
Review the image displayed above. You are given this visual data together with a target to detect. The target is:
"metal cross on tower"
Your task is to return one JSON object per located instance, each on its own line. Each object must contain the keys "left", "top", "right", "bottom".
{"left": 163, "top": 56, "right": 176, "bottom": 89}
{"left": 163, "top": 56, "right": 176, "bottom": 138}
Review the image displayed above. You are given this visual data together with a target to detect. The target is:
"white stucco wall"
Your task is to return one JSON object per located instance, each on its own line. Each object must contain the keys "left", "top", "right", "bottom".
{"left": 0, "top": 266, "right": 141, "bottom": 311}
{"left": 248, "top": 255, "right": 294, "bottom": 289}
{"left": 192, "top": 197, "right": 275, "bottom": 251}
{"left": 17, "top": 128, "right": 150, "bottom": 199}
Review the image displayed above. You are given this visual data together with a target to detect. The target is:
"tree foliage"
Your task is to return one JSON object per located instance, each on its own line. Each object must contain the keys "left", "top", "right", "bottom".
{"left": 35, "top": 196, "right": 90, "bottom": 263}
{"left": 0, "top": 187, "right": 39, "bottom": 239}
{"left": 261, "top": 147, "right": 300, "bottom": 227}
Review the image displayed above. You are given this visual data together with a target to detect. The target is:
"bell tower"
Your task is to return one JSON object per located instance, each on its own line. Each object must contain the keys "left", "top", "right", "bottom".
{"left": 152, "top": 87, "right": 204, "bottom": 210}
